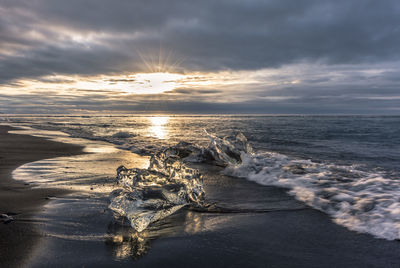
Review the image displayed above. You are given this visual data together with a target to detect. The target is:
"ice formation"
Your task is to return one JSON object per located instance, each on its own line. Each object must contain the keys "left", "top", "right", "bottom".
{"left": 204, "top": 131, "right": 253, "bottom": 166}
{"left": 109, "top": 146, "right": 205, "bottom": 232}
{"left": 109, "top": 132, "right": 254, "bottom": 232}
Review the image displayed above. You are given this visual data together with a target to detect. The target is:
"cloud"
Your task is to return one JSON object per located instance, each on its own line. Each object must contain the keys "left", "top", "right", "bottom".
{"left": 1, "top": 0, "right": 400, "bottom": 82}
{"left": 1, "top": 62, "right": 399, "bottom": 114}
{"left": 1, "top": 0, "right": 400, "bottom": 114}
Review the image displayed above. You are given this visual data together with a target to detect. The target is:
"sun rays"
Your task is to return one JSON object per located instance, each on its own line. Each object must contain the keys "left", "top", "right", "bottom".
{"left": 136, "top": 47, "right": 185, "bottom": 74}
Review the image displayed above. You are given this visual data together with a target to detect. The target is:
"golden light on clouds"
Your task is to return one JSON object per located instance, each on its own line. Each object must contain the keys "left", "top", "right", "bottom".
{"left": 1, "top": 65, "right": 305, "bottom": 106}
{"left": 3, "top": 72, "right": 189, "bottom": 95}
{"left": 131, "top": 72, "right": 185, "bottom": 94}
{"left": 2, "top": 70, "right": 257, "bottom": 96}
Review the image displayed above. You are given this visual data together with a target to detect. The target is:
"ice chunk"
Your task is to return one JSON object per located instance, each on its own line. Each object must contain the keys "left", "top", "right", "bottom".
{"left": 109, "top": 132, "right": 253, "bottom": 232}
{"left": 109, "top": 189, "right": 186, "bottom": 232}
{"left": 205, "top": 131, "right": 253, "bottom": 166}
{"left": 109, "top": 147, "right": 205, "bottom": 232}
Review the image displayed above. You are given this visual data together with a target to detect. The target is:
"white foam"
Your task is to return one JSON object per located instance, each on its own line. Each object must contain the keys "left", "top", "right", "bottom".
{"left": 224, "top": 150, "right": 400, "bottom": 240}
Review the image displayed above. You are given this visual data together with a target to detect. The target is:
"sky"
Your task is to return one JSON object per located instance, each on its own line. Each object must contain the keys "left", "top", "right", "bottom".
{"left": 0, "top": 0, "right": 400, "bottom": 114}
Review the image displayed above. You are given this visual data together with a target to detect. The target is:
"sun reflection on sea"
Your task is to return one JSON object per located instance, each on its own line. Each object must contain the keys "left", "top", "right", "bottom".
{"left": 147, "top": 116, "right": 169, "bottom": 139}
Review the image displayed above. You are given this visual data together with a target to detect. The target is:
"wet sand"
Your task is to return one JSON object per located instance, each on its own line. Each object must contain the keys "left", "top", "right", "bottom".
{"left": 0, "top": 125, "right": 84, "bottom": 267}
{"left": 25, "top": 163, "right": 400, "bottom": 268}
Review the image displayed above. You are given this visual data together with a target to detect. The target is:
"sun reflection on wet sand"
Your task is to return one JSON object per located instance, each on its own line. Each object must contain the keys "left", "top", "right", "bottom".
{"left": 106, "top": 225, "right": 151, "bottom": 260}
{"left": 147, "top": 116, "right": 169, "bottom": 139}
{"left": 103, "top": 210, "right": 237, "bottom": 261}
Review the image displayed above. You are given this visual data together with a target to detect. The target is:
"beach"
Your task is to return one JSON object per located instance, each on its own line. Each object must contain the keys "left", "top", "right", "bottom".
{"left": 1, "top": 118, "right": 400, "bottom": 267}
{"left": 2, "top": 0, "right": 400, "bottom": 266}
{"left": 0, "top": 125, "right": 84, "bottom": 267}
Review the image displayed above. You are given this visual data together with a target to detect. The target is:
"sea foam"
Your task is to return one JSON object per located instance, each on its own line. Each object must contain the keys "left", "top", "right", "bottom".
{"left": 224, "top": 145, "right": 400, "bottom": 240}
{"left": 192, "top": 131, "right": 400, "bottom": 240}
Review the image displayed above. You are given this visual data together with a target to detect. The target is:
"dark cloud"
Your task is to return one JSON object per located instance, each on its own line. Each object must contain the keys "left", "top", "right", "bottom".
{"left": 1, "top": 0, "right": 400, "bottom": 82}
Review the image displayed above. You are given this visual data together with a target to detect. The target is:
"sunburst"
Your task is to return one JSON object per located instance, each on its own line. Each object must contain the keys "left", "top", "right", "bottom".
{"left": 136, "top": 47, "right": 185, "bottom": 73}
{"left": 123, "top": 48, "right": 186, "bottom": 94}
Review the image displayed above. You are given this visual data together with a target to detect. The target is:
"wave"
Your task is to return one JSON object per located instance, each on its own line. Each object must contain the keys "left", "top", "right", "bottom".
{"left": 111, "top": 131, "right": 137, "bottom": 139}
{"left": 223, "top": 145, "right": 400, "bottom": 241}
{"left": 202, "top": 131, "right": 400, "bottom": 240}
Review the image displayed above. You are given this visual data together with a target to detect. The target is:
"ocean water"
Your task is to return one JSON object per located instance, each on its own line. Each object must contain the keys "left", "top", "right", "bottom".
{"left": 2, "top": 115, "right": 400, "bottom": 243}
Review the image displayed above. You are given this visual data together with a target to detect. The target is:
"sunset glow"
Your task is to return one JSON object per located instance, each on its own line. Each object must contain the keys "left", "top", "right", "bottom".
{"left": 1, "top": 0, "right": 399, "bottom": 114}
{"left": 130, "top": 72, "right": 184, "bottom": 94}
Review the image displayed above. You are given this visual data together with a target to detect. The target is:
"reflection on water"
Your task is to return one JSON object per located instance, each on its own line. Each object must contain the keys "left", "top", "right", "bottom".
{"left": 106, "top": 223, "right": 151, "bottom": 260}
{"left": 184, "top": 210, "right": 208, "bottom": 234}
{"left": 105, "top": 212, "right": 186, "bottom": 261}
{"left": 105, "top": 209, "right": 234, "bottom": 261}
{"left": 147, "top": 116, "right": 169, "bottom": 139}
{"left": 183, "top": 210, "right": 233, "bottom": 235}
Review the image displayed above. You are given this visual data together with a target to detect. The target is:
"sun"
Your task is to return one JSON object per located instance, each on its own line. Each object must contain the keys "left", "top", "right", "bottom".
{"left": 127, "top": 49, "right": 186, "bottom": 94}
{"left": 16, "top": 50, "right": 190, "bottom": 95}
{"left": 131, "top": 72, "right": 184, "bottom": 94}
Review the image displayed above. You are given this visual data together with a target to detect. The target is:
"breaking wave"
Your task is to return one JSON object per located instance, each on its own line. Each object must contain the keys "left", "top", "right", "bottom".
{"left": 222, "top": 144, "right": 400, "bottom": 241}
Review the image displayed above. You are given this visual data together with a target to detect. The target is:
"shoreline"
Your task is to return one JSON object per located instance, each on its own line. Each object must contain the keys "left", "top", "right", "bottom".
{"left": 0, "top": 125, "right": 85, "bottom": 267}
{"left": 1, "top": 124, "right": 400, "bottom": 267}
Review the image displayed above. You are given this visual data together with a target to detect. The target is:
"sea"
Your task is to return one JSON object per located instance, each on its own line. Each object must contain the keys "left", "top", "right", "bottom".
{"left": 1, "top": 115, "right": 400, "bottom": 265}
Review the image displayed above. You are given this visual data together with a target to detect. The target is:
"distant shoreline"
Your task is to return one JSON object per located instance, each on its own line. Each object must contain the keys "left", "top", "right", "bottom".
{"left": 0, "top": 125, "right": 84, "bottom": 267}
{"left": 2, "top": 113, "right": 400, "bottom": 117}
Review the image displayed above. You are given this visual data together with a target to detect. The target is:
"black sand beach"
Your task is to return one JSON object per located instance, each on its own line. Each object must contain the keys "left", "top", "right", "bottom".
{"left": 1, "top": 125, "right": 400, "bottom": 267}
{"left": 0, "top": 125, "right": 84, "bottom": 267}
